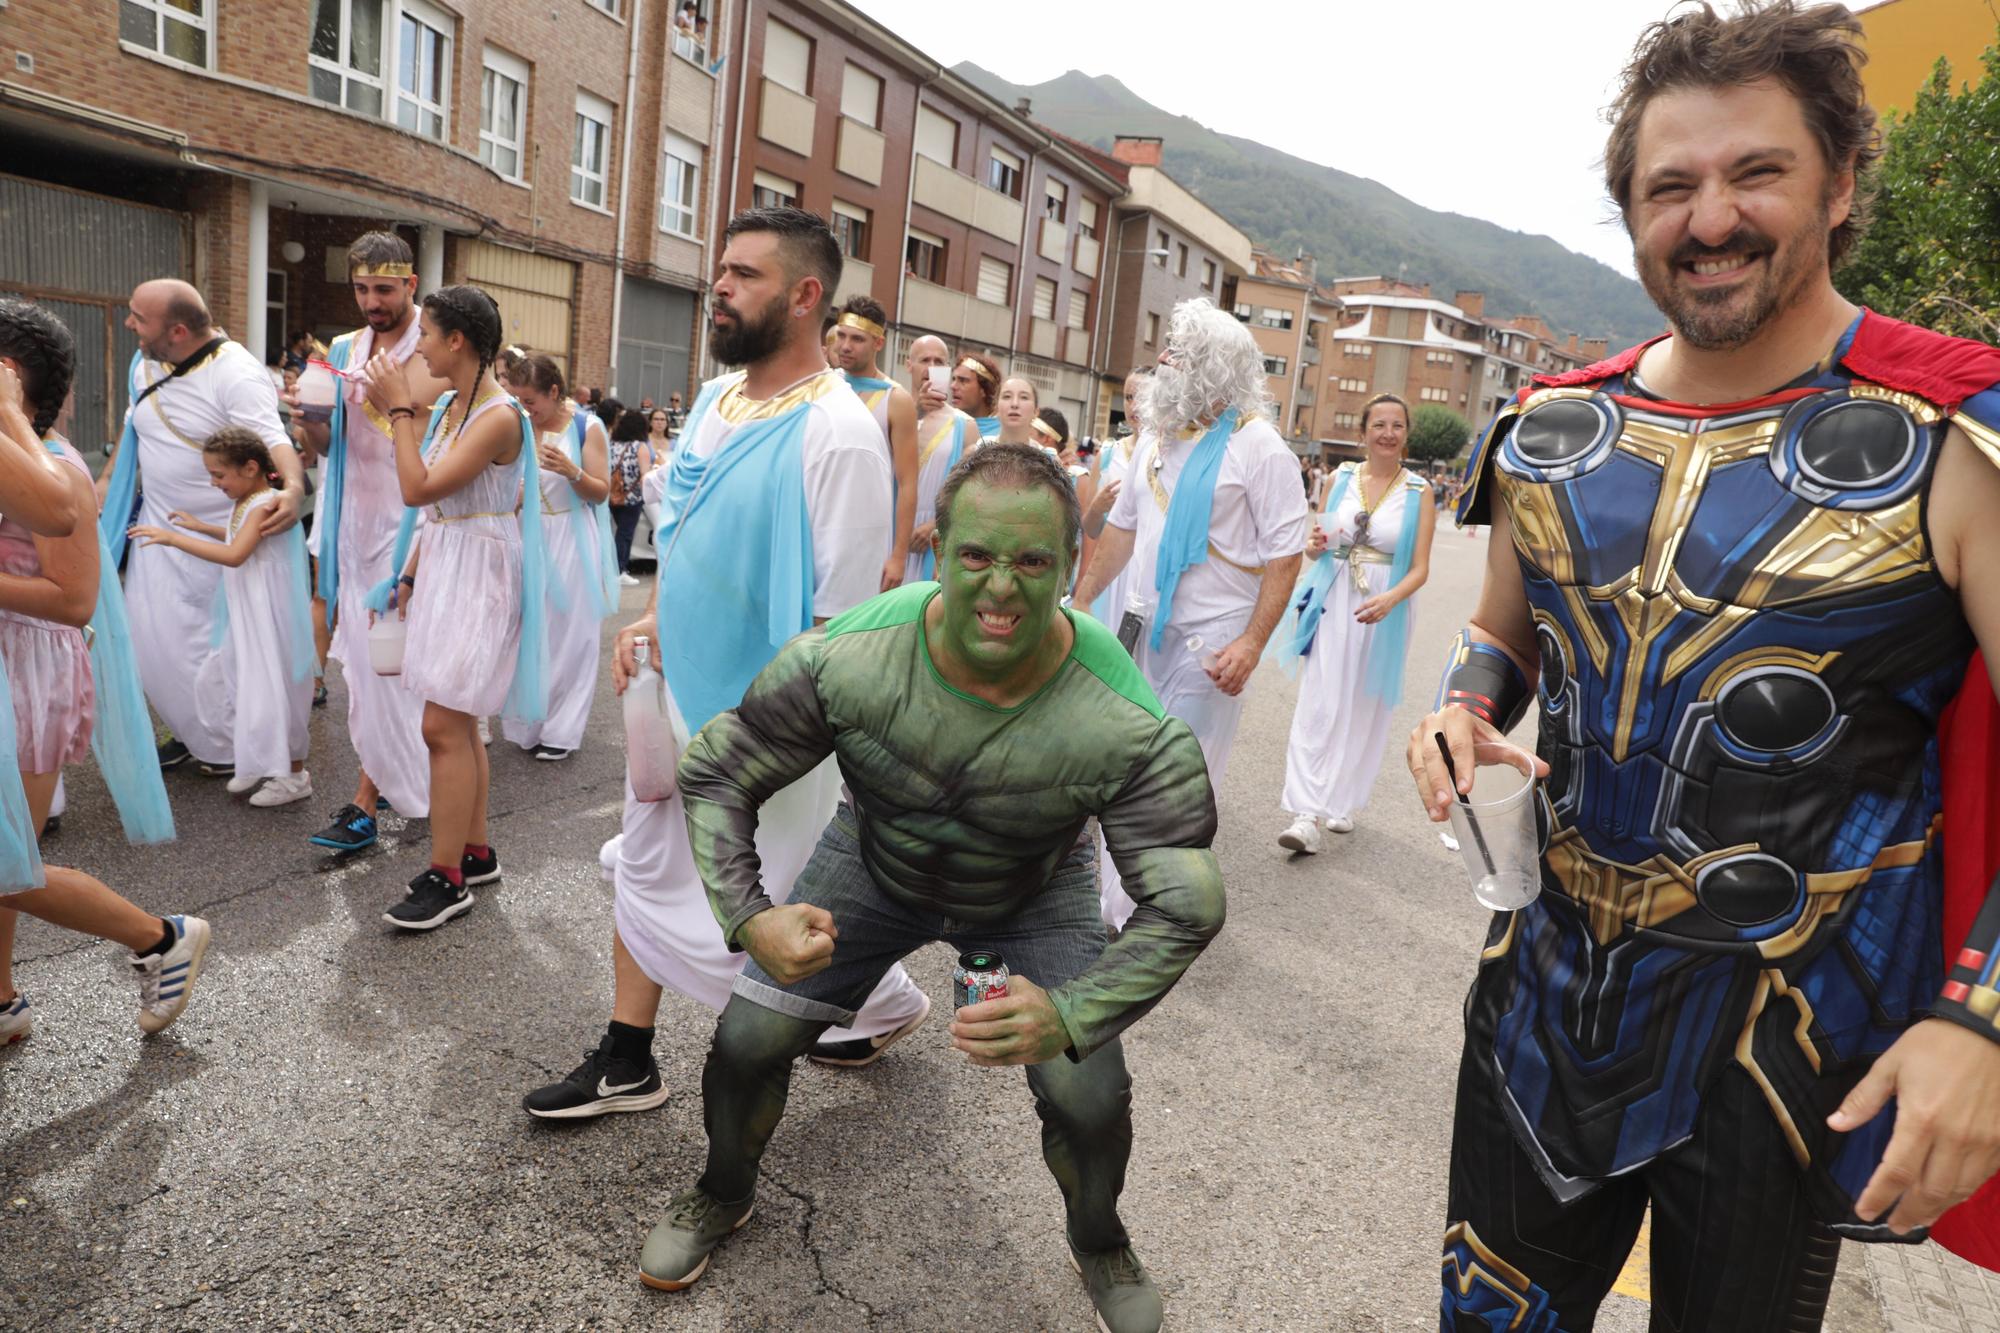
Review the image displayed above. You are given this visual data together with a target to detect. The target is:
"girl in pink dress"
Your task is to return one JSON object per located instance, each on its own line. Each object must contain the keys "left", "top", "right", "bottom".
{"left": 361, "top": 285, "right": 545, "bottom": 932}
{"left": 0, "top": 299, "right": 208, "bottom": 1045}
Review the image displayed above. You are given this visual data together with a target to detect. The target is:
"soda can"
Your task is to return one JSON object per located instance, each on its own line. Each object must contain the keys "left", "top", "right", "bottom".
{"left": 952, "top": 950, "right": 1010, "bottom": 1010}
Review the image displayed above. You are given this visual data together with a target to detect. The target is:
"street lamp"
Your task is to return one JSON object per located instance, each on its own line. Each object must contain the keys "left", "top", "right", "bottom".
{"left": 1120, "top": 247, "right": 1172, "bottom": 258}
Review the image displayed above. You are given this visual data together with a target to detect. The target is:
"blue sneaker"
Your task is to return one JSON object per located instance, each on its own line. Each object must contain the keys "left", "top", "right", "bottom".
{"left": 130, "top": 915, "right": 211, "bottom": 1035}
{"left": 0, "top": 993, "right": 30, "bottom": 1045}
{"left": 309, "top": 803, "right": 378, "bottom": 852}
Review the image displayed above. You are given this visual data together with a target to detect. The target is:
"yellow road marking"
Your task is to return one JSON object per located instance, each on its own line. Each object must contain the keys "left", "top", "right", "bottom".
{"left": 1613, "top": 1211, "right": 1652, "bottom": 1302}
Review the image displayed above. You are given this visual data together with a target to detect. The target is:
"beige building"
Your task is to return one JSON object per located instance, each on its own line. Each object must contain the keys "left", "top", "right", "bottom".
{"left": 1235, "top": 249, "right": 1342, "bottom": 451}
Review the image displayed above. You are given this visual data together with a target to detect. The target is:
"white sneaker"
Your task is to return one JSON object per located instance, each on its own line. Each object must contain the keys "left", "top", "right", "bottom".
{"left": 130, "top": 915, "right": 211, "bottom": 1035}
{"left": 1277, "top": 815, "right": 1322, "bottom": 854}
{"left": 0, "top": 993, "right": 30, "bottom": 1045}
{"left": 619, "top": 572, "right": 641, "bottom": 587}
{"left": 1326, "top": 814, "right": 1355, "bottom": 834}
{"left": 477, "top": 716, "right": 492, "bottom": 746}
{"left": 226, "top": 771, "right": 261, "bottom": 795}
{"left": 249, "top": 770, "right": 314, "bottom": 808}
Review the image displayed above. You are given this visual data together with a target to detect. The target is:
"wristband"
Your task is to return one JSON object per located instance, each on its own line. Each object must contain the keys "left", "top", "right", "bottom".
{"left": 1435, "top": 629, "right": 1531, "bottom": 732}
{"left": 388, "top": 406, "right": 417, "bottom": 421}
{"left": 397, "top": 574, "right": 415, "bottom": 588}
{"left": 1936, "top": 873, "right": 2000, "bottom": 1043}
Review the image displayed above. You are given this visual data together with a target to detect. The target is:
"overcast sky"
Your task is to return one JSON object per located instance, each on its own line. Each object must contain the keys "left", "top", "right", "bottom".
{"left": 848, "top": 0, "right": 1690, "bottom": 279}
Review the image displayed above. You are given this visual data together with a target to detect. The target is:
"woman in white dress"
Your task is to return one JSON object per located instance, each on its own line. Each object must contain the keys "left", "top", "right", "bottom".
{"left": 502, "top": 353, "right": 612, "bottom": 762}
{"left": 1272, "top": 393, "right": 1436, "bottom": 853}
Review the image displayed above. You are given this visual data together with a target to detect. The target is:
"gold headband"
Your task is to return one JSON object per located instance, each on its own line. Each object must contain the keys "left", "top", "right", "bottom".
{"left": 957, "top": 357, "right": 996, "bottom": 386}
{"left": 836, "top": 312, "right": 886, "bottom": 340}
{"left": 352, "top": 262, "right": 415, "bottom": 278}
{"left": 1032, "top": 417, "right": 1061, "bottom": 443}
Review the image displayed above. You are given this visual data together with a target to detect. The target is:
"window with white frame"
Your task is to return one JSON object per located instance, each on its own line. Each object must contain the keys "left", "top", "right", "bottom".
{"left": 673, "top": 1, "right": 711, "bottom": 64}
{"left": 1263, "top": 355, "right": 1288, "bottom": 376}
{"left": 975, "top": 255, "right": 1013, "bottom": 307}
{"left": 1254, "top": 307, "right": 1293, "bottom": 330}
{"left": 751, "top": 170, "right": 797, "bottom": 211}
{"left": 479, "top": 48, "right": 529, "bottom": 179}
{"left": 915, "top": 105, "right": 957, "bottom": 167}
{"left": 906, "top": 228, "right": 946, "bottom": 283}
{"left": 659, "top": 131, "right": 703, "bottom": 237}
{"left": 764, "top": 21, "right": 811, "bottom": 94}
{"left": 831, "top": 201, "right": 869, "bottom": 261}
{"left": 840, "top": 63, "right": 881, "bottom": 128}
{"left": 987, "top": 147, "right": 1023, "bottom": 200}
{"left": 1066, "top": 289, "right": 1087, "bottom": 330}
{"left": 585, "top": 0, "right": 620, "bottom": 13}
{"left": 121, "top": 0, "right": 211, "bottom": 67}
{"left": 393, "top": 0, "right": 451, "bottom": 139}
{"left": 1031, "top": 277, "right": 1057, "bottom": 321}
{"left": 1044, "top": 178, "right": 1067, "bottom": 223}
{"left": 310, "top": 0, "right": 387, "bottom": 115}
{"left": 573, "top": 93, "right": 614, "bottom": 208}
{"left": 1078, "top": 197, "right": 1099, "bottom": 237}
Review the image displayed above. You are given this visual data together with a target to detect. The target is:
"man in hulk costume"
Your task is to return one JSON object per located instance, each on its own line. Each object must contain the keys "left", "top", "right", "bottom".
{"left": 639, "top": 442, "right": 1225, "bottom": 1333}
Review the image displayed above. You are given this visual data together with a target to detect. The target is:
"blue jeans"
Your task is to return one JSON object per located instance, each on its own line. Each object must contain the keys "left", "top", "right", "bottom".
{"left": 699, "top": 805, "right": 1134, "bottom": 1252}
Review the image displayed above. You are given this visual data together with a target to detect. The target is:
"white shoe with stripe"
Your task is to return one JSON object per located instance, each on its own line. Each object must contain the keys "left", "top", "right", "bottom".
{"left": 130, "top": 915, "right": 211, "bottom": 1035}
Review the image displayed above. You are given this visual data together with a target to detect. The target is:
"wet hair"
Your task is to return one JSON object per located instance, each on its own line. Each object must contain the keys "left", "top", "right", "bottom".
{"left": 934, "top": 441, "right": 1083, "bottom": 561}
{"left": 420, "top": 284, "right": 504, "bottom": 390}
{"left": 1034, "top": 407, "right": 1071, "bottom": 448}
{"left": 346, "top": 230, "right": 414, "bottom": 275}
{"left": 203, "top": 425, "right": 284, "bottom": 489}
{"left": 839, "top": 293, "right": 888, "bottom": 329}
{"left": 505, "top": 351, "right": 567, "bottom": 401}
{"left": 611, "top": 409, "right": 651, "bottom": 443}
{"left": 1603, "top": 1, "right": 1880, "bottom": 267}
{"left": 1359, "top": 392, "right": 1410, "bottom": 431}
{"left": 723, "top": 206, "right": 844, "bottom": 320}
{"left": 0, "top": 298, "right": 76, "bottom": 438}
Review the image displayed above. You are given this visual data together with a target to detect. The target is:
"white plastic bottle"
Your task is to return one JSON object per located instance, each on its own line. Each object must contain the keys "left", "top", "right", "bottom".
{"left": 624, "top": 635, "right": 678, "bottom": 802}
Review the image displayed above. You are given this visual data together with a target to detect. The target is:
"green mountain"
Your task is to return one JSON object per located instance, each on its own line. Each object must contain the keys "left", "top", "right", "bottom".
{"left": 956, "top": 65, "right": 1662, "bottom": 349}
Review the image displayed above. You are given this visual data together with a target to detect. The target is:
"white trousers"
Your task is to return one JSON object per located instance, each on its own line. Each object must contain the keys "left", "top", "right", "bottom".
{"left": 609, "top": 756, "right": 930, "bottom": 1039}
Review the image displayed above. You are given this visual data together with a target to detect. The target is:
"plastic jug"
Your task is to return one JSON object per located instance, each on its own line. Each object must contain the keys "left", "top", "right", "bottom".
{"left": 368, "top": 615, "right": 406, "bottom": 676}
{"left": 624, "top": 635, "right": 678, "bottom": 802}
{"left": 296, "top": 359, "right": 339, "bottom": 424}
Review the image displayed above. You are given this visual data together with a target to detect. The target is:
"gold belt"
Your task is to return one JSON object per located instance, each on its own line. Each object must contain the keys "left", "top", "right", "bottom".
{"left": 430, "top": 509, "right": 516, "bottom": 525}
{"left": 1332, "top": 544, "right": 1390, "bottom": 594}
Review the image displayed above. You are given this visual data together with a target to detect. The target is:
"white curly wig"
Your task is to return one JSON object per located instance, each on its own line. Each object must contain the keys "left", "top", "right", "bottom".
{"left": 1138, "top": 297, "right": 1272, "bottom": 438}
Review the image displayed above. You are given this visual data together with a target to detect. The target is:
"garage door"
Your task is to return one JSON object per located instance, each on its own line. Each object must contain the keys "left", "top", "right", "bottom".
{"left": 461, "top": 240, "right": 575, "bottom": 371}
{"left": 0, "top": 174, "right": 189, "bottom": 459}
{"left": 616, "top": 276, "right": 695, "bottom": 407}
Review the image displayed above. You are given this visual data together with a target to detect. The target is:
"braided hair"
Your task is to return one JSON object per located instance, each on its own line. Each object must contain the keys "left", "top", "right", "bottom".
{"left": 0, "top": 298, "right": 76, "bottom": 439}
{"left": 421, "top": 284, "right": 505, "bottom": 431}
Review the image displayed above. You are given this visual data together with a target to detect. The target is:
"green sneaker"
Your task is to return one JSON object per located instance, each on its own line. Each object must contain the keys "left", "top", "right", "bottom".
{"left": 1069, "top": 1239, "right": 1163, "bottom": 1333}
{"left": 638, "top": 1187, "right": 754, "bottom": 1291}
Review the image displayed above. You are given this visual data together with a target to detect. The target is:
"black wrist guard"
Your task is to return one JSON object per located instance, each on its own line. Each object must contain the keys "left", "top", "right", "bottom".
{"left": 1435, "top": 629, "right": 1531, "bottom": 732}
{"left": 1936, "top": 872, "right": 2000, "bottom": 1043}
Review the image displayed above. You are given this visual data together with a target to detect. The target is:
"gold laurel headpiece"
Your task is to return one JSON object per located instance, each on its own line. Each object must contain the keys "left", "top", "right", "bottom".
{"left": 836, "top": 312, "right": 886, "bottom": 340}
{"left": 352, "top": 263, "right": 415, "bottom": 278}
{"left": 957, "top": 357, "right": 996, "bottom": 385}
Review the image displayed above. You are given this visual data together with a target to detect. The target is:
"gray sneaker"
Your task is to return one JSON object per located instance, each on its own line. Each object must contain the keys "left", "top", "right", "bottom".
{"left": 638, "top": 1187, "right": 754, "bottom": 1291}
{"left": 1069, "top": 1239, "right": 1163, "bottom": 1333}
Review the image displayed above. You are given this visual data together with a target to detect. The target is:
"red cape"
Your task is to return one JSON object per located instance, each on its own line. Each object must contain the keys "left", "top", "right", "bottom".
{"left": 1534, "top": 312, "right": 2000, "bottom": 1265}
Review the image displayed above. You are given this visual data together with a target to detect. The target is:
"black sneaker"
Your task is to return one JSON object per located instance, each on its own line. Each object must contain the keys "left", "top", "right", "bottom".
{"left": 809, "top": 993, "right": 932, "bottom": 1068}
{"left": 382, "top": 869, "right": 472, "bottom": 931}
{"left": 522, "top": 1034, "right": 669, "bottom": 1120}
{"left": 309, "top": 804, "right": 378, "bottom": 852}
{"left": 38, "top": 814, "right": 58, "bottom": 840}
{"left": 312, "top": 683, "right": 328, "bottom": 708}
{"left": 157, "top": 738, "right": 191, "bottom": 769}
{"left": 533, "top": 745, "right": 573, "bottom": 762}
{"left": 462, "top": 846, "right": 501, "bottom": 886}
{"left": 194, "top": 757, "right": 235, "bottom": 778}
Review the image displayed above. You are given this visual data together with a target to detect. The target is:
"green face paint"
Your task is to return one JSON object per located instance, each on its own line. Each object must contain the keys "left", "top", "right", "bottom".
{"left": 932, "top": 480, "right": 1071, "bottom": 683}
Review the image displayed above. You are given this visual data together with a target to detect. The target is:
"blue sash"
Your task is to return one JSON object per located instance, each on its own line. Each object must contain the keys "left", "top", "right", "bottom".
{"left": 842, "top": 373, "right": 894, "bottom": 395}
{"left": 974, "top": 415, "right": 1000, "bottom": 440}
{"left": 654, "top": 377, "right": 815, "bottom": 734}
{"left": 366, "top": 391, "right": 551, "bottom": 722}
{"left": 1269, "top": 464, "right": 1423, "bottom": 707}
{"left": 97, "top": 352, "right": 146, "bottom": 566}
{"left": 1147, "top": 408, "right": 1240, "bottom": 650}
{"left": 546, "top": 407, "right": 618, "bottom": 620}
{"left": 313, "top": 332, "right": 357, "bottom": 605}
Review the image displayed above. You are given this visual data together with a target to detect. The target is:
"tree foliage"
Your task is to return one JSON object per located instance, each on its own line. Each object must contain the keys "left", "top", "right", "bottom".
{"left": 1837, "top": 42, "right": 2000, "bottom": 342}
{"left": 1408, "top": 405, "right": 1473, "bottom": 464}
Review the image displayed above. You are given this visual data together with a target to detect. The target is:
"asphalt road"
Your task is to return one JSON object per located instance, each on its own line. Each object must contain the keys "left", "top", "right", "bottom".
{"left": 0, "top": 524, "right": 1966, "bottom": 1331}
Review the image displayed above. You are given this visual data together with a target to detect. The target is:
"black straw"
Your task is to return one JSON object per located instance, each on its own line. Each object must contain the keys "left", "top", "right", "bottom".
{"left": 1435, "top": 732, "right": 1497, "bottom": 877}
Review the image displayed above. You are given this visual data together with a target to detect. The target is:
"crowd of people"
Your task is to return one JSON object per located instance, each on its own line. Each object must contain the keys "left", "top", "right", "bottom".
{"left": 8, "top": 4, "right": 2000, "bottom": 1329}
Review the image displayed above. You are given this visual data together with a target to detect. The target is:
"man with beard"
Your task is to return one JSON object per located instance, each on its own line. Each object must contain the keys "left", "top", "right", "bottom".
{"left": 635, "top": 444, "right": 1221, "bottom": 1333}
{"left": 290, "top": 232, "right": 445, "bottom": 852}
{"left": 97, "top": 280, "right": 305, "bottom": 776}
{"left": 1408, "top": 4, "right": 2000, "bottom": 1327}
{"left": 523, "top": 207, "right": 931, "bottom": 1120}
{"left": 900, "top": 334, "right": 978, "bottom": 584}
{"left": 827, "top": 294, "right": 918, "bottom": 591}
{"left": 1073, "top": 300, "right": 1308, "bottom": 928}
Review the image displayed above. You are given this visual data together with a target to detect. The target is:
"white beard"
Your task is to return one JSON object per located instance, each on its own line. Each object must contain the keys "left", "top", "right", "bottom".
{"left": 1140, "top": 363, "right": 1211, "bottom": 439}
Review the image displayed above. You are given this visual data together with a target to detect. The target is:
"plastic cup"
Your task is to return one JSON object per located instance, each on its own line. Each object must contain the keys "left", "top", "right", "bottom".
{"left": 1444, "top": 743, "right": 1542, "bottom": 911}
{"left": 1184, "top": 633, "right": 1221, "bottom": 673}
{"left": 367, "top": 616, "right": 406, "bottom": 676}
{"left": 296, "top": 359, "right": 338, "bottom": 424}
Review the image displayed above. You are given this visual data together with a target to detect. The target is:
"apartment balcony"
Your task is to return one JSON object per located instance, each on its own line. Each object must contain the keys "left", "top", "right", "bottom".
{"left": 1029, "top": 317, "right": 1059, "bottom": 359}
{"left": 1073, "top": 233, "right": 1100, "bottom": 276}
{"left": 1302, "top": 342, "right": 1321, "bottom": 367}
{"left": 912, "top": 154, "right": 975, "bottom": 220}
{"left": 834, "top": 258, "right": 874, "bottom": 308}
{"left": 1294, "top": 383, "right": 1316, "bottom": 406}
{"left": 758, "top": 79, "right": 815, "bottom": 157}
{"left": 903, "top": 277, "right": 1013, "bottom": 346}
{"left": 836, "top": 116, "right": 885, "bottom": 186}
{"left": 1038, "top": 217, "right": 1065, "bottom": 263}
{"left": 973, "top": 182, "right": 1024, "bottom": 243}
